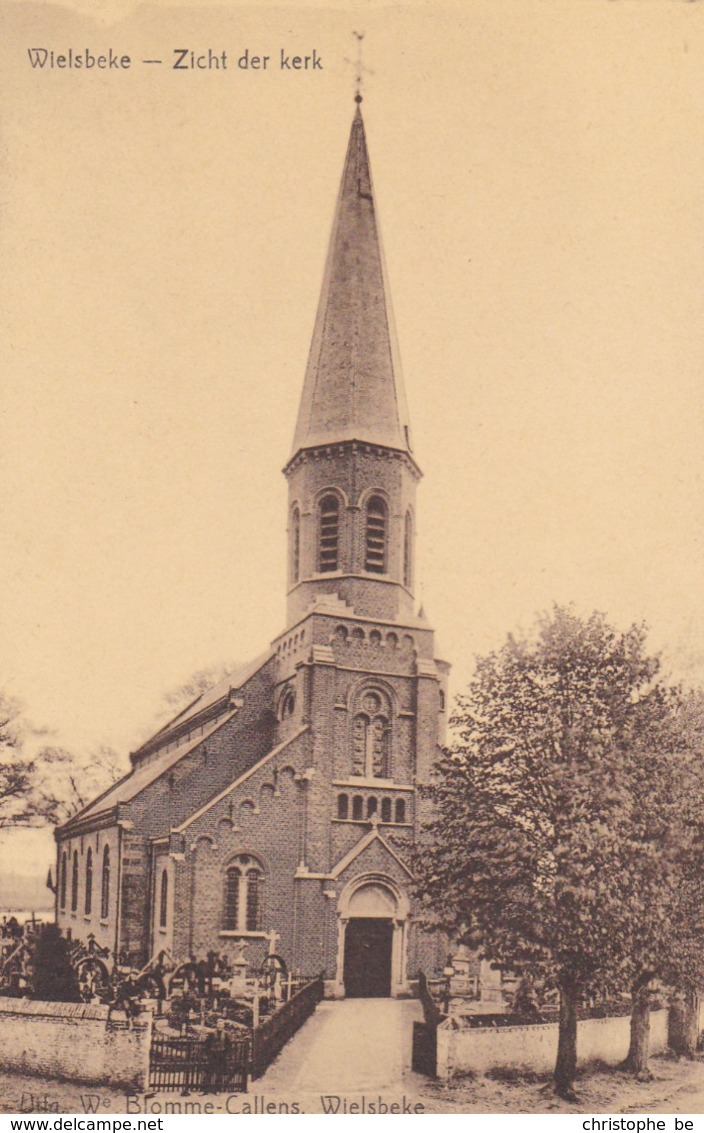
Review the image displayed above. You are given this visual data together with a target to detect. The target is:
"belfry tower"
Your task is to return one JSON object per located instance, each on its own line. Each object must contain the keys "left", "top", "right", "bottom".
{"left": 285, "top": 104, "right": 419, "bottom": 627}
{"left": 272, "top": 103, "right": 450, "bottom": 995}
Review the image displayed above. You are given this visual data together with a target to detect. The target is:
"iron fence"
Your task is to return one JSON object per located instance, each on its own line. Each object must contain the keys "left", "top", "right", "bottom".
{"left": 251, "top": 974, "right": 324, "bottom": 1080}
{"left": 149, "top": 1032, "right": 250, "bottom": 1094}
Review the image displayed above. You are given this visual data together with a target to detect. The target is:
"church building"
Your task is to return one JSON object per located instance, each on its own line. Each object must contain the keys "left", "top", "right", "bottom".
{"left": 55, "top": 103, "right": 450, "bottom": 998}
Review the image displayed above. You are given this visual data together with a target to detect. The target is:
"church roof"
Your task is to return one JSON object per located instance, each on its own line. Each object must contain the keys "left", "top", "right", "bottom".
{"left": 140, "top": 650, "right": 272, "bottom": 754}
{"left": 59, "top": 711, "right": 238, "bottom": 830}
{"left": 289, "top": 106, "right": 414, "bottom": 463}
{"left": 57, "top": 649, "right": 274, "bottom": 833}
{"left": 130, "top": 648, "right": 273, "bottom": 761}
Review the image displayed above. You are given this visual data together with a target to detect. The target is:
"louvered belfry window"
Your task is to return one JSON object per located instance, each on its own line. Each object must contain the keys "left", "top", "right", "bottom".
{"left": 365, "top": 496, "right": 387, "bottom": 573}
{"left": 319, "top": 495, "right": 339, "bottom": 572}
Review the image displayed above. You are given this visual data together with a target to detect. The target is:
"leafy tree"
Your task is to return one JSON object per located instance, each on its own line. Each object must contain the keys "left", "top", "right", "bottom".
{"left": 0, "top": 692, "right": 124, "bottom": 831}
{"left": 614, "top": 688, "right": 704, "bottom": 1077}
{"left": 668, "top": 690, "right": 704, "bottom": 1056}
{"left": 415, "top": 605, "right": 679, "bottom": 1099}
{"left": 0, "top": 694, "right": 63, "bottom": 833}
{"left": 665, "top": 877, "right": 704, "bottom": 1059}
{"left": 656, "top": 693, "right": 704, "bottom": 1060}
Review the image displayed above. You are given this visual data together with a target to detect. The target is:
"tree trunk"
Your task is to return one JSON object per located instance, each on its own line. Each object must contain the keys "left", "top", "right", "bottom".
{"left": 685, "top": 991, "right": 701, "bottom": 1056}
{"left": 671, "top": 991, "right": 701, "bottom": 1059}
{"left": 553, "top": 980, "right": 579, "bottom": 1099}
{"left": 621, "top": 978, "right": 652, "bottom": 1079}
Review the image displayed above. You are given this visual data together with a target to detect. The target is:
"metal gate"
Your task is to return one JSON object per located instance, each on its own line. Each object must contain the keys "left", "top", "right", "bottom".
{"left": 149, "top": 1033, "right": 250, "bottom": 1094}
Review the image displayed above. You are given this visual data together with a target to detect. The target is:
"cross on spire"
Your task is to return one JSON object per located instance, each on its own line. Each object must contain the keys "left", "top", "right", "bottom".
{"left": 344, "top": 30, "right": 373, "bottom": 104}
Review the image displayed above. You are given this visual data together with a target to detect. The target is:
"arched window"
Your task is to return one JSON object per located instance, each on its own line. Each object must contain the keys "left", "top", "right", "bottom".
{"left": 291, "top": 507, "right": 301, "bottom": 583}
{"left": 159, "top": 869, "right": 168, "bottom": 930}
{"left": 403, "top": 510, "right": 413, "bottom": 589}
{"left": 71, "top": 851, "right": 79, "bottom": 913}
{"left": 351, "top": 689, "right": 391, "bottom": 778}
{"left": 280, "top": 688, "right": 296, "bottom": 720}
{"left": 223, "top": 855, "right": 264, "bottom": 932}
{"left": 318, "top": 495, "right": 339, "bottom": 572}
{"left": 60, "top": 853, "right": 67, "bottom": 911}
{"left": 367, "top": 796, "right": 378, "bottom": 819}
{"left": 395, "top": 798, "right": 406, "bottom": 824}
{"left": 439, "top": 689, "right": 445, "bottom": 711}
{"left": 337, "top": 794, "right": 349, "bottom": 820}
{"left": 365, "top": 496, "right": 387, "bottom": 573}
{"left": 84, "top": 849, "right": 93, "bottom": 916}
{"left": 246, "top": 869, "right": 262, "bottom": 931}
{"left": 381, "top": 798, "right": 392, "bottom": 823}
{"left": 352, "top": 795, "right": 364, "bottom": 821}
{"left": 223, "top": 866, "right": 241, "bottom": 931}
{"left": 101, "top": 846, "right": 110, "bottom": 920}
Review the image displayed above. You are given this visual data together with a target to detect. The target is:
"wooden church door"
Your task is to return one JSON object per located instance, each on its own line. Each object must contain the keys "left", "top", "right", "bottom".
{"left": 343, "top": 918, "right": 393, "bottom": 998}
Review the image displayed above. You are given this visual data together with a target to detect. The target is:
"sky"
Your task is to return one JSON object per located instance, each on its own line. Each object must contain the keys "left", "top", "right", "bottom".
{"left": 1, "top": 0, "right": 703, "bottom": 875}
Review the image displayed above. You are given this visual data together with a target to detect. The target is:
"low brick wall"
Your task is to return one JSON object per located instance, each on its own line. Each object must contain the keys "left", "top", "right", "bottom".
{"left": 0, "top": 999, "right": 151, "bottom": 1090}
{"left": 437, "top": 1009, "right": 669, "bottom": 1080}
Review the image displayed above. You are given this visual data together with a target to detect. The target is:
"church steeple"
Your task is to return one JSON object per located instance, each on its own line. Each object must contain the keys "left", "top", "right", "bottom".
{"left": 284, "top": 106, "right": 421, "bottom": 627}
{"left": 289, "top": 106, "right": 415, "bottom": 464}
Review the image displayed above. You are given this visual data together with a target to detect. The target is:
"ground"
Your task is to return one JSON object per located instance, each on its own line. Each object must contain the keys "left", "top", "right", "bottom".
{"left": 0, "top": 1000, "right": 702, "bottom": 1115}
{"left": 420, "top": 1056, "right": 704, "bottom": 1115}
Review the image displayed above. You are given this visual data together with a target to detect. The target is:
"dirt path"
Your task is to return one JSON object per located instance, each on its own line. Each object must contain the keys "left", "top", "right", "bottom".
{"left": 257, "top": 998, "right": 426, "bottom": 1110}
{"left": 418, "top": 1055, "right": 704, "bottom": 1115}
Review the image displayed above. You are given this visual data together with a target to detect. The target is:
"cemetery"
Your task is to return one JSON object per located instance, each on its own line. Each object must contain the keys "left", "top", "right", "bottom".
{"left": 0, "top": 919, "right": 322, "bottom": 1093}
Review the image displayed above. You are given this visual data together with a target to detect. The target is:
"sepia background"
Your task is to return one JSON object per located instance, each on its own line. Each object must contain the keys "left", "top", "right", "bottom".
{"left": 1, "top": 0, "right": 702, "bottom": 879}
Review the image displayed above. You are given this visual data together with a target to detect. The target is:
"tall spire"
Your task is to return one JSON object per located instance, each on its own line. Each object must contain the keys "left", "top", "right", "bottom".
{"left": 289, "top": 106, "right": 415, "bottom": 462}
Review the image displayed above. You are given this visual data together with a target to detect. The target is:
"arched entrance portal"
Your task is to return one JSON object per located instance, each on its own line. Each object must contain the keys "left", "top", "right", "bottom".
{"left": 334, "top": 875, "right": 410, "bottom": 998}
